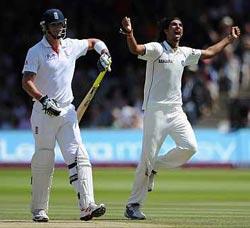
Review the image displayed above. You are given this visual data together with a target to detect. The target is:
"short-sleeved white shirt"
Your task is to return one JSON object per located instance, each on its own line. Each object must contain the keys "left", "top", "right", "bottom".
{"left": 138, "top": 40, "right": 201, "bottom": 110}
{"left": 22, "top": 36, "right": 88, "bottom": 105}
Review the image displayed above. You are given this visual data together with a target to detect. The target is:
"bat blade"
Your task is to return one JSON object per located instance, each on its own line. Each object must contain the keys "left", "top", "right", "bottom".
{"left": 77, "top": 69, "right": 108, "bottom": 123}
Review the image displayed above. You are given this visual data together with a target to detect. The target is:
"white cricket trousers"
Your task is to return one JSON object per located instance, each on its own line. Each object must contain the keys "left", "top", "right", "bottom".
{"left": 30, "top": 102, "right": 94, "bottom": 212}
{"left": 127, "top": 104, "right": 198, "bottom": 205}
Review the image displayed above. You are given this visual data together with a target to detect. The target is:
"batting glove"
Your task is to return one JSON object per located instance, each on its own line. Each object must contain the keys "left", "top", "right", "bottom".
{"left": 39, "top": 95, "right": 61, "bottom": 117}
{"left": 97, "top": 53, "right": 112, "bottom": 72}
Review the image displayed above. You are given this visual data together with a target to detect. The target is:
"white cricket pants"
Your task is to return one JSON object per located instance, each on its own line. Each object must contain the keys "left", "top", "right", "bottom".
{"left": 30, "top": 102, "right": 93, "bottom": 212}
{"left": 127, "top": 104, "right": 198, "bottom": 205}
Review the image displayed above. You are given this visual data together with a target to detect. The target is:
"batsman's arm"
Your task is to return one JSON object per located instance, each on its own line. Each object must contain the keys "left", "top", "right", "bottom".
{"left": 22, "top": 71, "right": 43, "bottom": 100}
{"left": 87, "top": 38, "right": 109, "bottom": 55}
{"left": 87, "top": 38, "right": 112, "bottom": 72}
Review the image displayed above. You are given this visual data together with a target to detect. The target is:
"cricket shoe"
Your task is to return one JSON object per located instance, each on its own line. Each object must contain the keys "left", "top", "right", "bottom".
{"left": 124, "top": 203, "right": 146, "bottom": 220}
{"left": 148, "top": 170, "right": 157, "bottom": 192}
{"left": 32, "top": 209, "right": 49, "bottom": 222}
{"left": 80, "top": 203, "right": 106, "bottom": 221}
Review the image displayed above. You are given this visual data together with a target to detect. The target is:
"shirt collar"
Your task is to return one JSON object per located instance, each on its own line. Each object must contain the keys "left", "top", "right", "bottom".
{"left": 163, "top": 40, "right": 179, "bottom": 53}
{"left": 41, "top": 36, "right": 51, "bottom": 47}
{"left": 60, "top": 38, "right": 66, "bottom": 48}
{"left": 41, "top": 36, "right": 66, "bottom": 48}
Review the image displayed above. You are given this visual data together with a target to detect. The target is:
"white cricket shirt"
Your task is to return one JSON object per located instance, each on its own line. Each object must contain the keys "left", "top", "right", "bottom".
{"left": 22, "top": 36, "right": 88, "bottom": 105}
{"left": 138, "top": 40, "right": 201, "bottom": 110}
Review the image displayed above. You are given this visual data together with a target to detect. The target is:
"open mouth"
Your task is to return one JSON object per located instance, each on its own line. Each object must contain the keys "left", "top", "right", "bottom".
{"left": 175, "top": 30, "right": 182, "bottom": 35}
{"left": 174, "top": 30, "right": 182, "bottom": 38}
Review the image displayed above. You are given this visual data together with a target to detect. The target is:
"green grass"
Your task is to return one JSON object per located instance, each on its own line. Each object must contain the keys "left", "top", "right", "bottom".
{"left": 0, "top": 168, "right": 250, "bottom": 227}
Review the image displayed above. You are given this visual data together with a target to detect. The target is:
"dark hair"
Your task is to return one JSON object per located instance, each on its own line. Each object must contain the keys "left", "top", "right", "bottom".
{"left": 157, "top": 17, "right": 182, "bottom": 42}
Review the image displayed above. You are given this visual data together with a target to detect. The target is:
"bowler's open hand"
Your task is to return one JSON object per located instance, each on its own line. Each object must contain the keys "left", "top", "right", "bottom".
{"left": 121, "top": 17, "right": 132, "bottom": 34}
{"left": 229, "top": 26, "right": 241, "bottom": 42}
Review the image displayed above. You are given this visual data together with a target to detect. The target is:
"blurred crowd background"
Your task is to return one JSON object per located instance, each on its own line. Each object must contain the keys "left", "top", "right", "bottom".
{"left": 0, "top": 0, "right": 249, "bottom": 130}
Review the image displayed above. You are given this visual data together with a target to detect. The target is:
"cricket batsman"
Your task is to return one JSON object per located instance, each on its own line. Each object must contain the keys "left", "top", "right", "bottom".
{"left": 22, "top": 8, "right": 111, "bottom": 222}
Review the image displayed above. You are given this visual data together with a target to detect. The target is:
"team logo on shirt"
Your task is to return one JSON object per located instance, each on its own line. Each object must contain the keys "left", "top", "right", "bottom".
{"left": 159, "top": 59, "right": 173, "bottom": 63}
{"left": 45, "top": 53, "right": 56, "bottom": 61}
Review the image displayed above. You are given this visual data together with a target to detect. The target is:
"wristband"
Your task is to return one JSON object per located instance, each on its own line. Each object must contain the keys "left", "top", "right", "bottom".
{"left": 227, "top": 34, "right": 234, "bottom": 42}
{"left": 94, "top": 41, "right": 108, "bottom": 55}
{"left": 127, "top": 31, "right": 134, "bottom": 38}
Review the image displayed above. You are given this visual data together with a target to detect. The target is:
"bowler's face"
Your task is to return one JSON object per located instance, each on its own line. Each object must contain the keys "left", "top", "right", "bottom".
{"left": 164, "top": 19, "right": 183, "bottom": 42}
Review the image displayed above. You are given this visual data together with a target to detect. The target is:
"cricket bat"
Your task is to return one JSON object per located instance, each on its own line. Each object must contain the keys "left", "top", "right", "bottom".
{"left": 77, "top": 68, "right": 109, "bottom": 123}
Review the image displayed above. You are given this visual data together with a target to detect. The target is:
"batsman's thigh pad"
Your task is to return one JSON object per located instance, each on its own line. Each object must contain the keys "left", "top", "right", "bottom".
{"left": 31, "top": 108, "right": 58, "bottom": 149}
{"left": 56, "top": 111, "right": 88, "bottom": 165}
{"left": 68, "top": 145, "right": 94, "bottom": 209}
{"left": 31, "top": 149, "right": 55, "bottom": 212}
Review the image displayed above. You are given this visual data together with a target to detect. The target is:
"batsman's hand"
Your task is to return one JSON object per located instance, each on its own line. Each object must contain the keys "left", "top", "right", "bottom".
{"left": 39, "top": 95, "right": 61, "bottom": 117}
{"left": 97, "top": 52, "right": 112, "bottom": 72}
{"left": 120, "top": 16, "right": 132, "bottom": 35}
{"left": 228, "top": 26, "right": 241, "bottom": 42}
